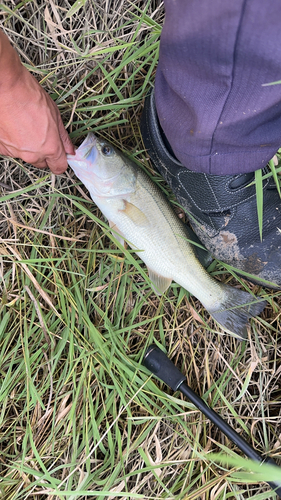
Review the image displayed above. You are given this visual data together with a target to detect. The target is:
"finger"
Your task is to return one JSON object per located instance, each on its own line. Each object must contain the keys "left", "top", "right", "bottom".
{"left": 46, "top": 146, "right": 68, "bottom": 174}
{"left": 33, "top": 161, "right": 48, "bottom": 169}
{"left": 57, "top": 113, "right": 75, "bottom": 155}
{"left": 0, "top": 142, "right": 15, "bottom": 158}
{"left": 0, "top": 144, "right": 47, "bottom": 169}
{"left": 20, "top": 152, "right": 48, "bottom": 169}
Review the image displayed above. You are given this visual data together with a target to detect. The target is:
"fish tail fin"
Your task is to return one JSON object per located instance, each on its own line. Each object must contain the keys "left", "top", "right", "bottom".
{"left": 209, "top": 285, "right": 266, "bottom": 340}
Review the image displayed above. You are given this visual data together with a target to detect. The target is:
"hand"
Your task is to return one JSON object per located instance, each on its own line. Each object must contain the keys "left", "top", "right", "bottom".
{"left": 0, "top": 30, "right": 74, "bottom": 174}
{"left": 0, "top": 68, "right": 74, "bottom": 174}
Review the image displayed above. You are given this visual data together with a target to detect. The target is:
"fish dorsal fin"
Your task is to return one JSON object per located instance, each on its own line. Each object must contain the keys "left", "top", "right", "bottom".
{"left": 109, "top": 220, "right": 125, "bottom": 246}
{"left": 120, "top": 200, "right": 149, "bottom": 227}
{"left": 148, "top": 268, "right": 172, "bottom": 295}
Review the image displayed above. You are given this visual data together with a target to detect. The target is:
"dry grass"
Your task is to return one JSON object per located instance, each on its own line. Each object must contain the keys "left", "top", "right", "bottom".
{"left": 1, "top": 1, "right": 281, "bottom": 499}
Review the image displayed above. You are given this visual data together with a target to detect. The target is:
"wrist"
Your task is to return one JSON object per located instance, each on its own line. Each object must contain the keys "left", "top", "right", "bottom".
{"left": 0, "top": 30, "right": 25, "bottom": 93}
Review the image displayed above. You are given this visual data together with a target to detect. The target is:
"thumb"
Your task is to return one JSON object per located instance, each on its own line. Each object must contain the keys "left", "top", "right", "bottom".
{"left": 46, "top": 143, "right": 68, "bottom": 174}
{"left": 58, "top": 115, "right": 75, "bottom": 155}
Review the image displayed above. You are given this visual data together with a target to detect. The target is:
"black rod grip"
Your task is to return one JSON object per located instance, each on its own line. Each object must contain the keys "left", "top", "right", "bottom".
{"left": 143, "top": 344, "right": 281, "bottom": 497}
{"left": 143, "top": 344, "right": 186, "bottom": 391}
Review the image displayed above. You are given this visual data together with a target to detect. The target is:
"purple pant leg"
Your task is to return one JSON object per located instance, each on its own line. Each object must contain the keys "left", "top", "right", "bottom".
{"left": 155, "top": 0, "right": 281, "bottom": 175}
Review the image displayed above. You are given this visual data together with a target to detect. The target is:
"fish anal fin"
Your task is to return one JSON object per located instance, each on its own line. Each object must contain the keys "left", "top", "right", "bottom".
{"left": 120, "top": 200, "right": 149, "bottom": 227}
{"left": 148, "top": 268, "right": 172, "bottom": 295}
{"left": 109, "top": 220, "right": 125, "bottom": 246}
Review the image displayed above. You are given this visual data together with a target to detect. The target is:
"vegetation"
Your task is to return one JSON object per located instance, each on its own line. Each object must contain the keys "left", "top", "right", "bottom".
{"left": 0, "top": 1, "right": 281, "bottom": 498}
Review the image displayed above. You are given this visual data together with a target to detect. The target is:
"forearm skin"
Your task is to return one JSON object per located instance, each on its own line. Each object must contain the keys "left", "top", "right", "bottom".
{"left": 0, "top": 30, "right": 24, "bottom": 92}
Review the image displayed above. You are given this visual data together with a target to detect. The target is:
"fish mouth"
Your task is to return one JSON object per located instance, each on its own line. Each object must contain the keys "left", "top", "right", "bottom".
{"left": 67, "top": 132, "right": 98, "bottom": 170}
{"left": 77, "top": 132, "right": 97, "bottom": 159}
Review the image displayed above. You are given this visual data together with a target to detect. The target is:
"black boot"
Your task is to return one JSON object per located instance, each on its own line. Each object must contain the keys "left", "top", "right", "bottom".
{"left": 140, "top": 90, "right": 281, "bottom": 289}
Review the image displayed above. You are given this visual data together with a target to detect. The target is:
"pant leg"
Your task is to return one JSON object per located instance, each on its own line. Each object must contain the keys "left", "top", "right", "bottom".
{"left": 155, "top": 0, "right": 281, "bottom": 175}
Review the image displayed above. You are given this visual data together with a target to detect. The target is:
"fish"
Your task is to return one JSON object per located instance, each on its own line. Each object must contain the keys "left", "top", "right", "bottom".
{"left": 67, "top": 132, "right": 266, "bottom": 339}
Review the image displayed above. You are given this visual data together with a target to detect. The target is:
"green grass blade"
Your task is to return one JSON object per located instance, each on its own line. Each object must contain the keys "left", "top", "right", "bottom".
{"left": 255, "top": 168, "right": 264, "bottom": 241}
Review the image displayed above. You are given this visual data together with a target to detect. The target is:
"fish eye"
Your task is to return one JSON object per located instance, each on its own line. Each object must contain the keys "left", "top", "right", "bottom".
{"left": 101, "top": 144, "right": 113, "bottom": 156}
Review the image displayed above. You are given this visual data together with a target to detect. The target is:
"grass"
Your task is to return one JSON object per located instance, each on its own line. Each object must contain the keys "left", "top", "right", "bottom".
{"left": 0, "top": 1, "right": 281, "bottom": 499}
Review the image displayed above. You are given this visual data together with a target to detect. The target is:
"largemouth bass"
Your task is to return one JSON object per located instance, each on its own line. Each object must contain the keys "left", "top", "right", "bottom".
{"left": 67, "top": 133, "right": 266, "bottom": 339}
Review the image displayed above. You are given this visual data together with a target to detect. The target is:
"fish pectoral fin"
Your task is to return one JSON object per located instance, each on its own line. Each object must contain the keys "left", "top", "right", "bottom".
{"left": 109, "top": 220, "right": 125, "bottom": 246}
{"left": 120, "top": 200, "right": 149, "bottom": 227}
{"left": 148, "top": 268, "right": 172, "bottom": 295}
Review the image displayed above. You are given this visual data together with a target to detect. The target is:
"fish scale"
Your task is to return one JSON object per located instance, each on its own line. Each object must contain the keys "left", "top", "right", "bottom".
{"left": 127, "top": 170, "right": 225, "bottom": 306}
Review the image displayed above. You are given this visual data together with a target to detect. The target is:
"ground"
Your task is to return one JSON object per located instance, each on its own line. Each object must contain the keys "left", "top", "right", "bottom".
{"left": 0, "top": 1, "right": 281, "bottom": 499}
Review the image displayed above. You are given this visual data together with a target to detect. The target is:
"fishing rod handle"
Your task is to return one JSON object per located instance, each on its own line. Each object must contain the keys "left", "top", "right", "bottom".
{"left": 179, "top": 383, "right": 281, "bottom": 497}
{"left": 143, "top": 344, "right": 186, "bottom": 391}
{"left": 142, "top": 344, "right": 281, "bottom": 497}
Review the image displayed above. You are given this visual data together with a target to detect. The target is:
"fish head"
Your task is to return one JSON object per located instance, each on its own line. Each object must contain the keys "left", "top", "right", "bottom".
{"left": 67, "top": 133, "right": 136, "bottom": 199}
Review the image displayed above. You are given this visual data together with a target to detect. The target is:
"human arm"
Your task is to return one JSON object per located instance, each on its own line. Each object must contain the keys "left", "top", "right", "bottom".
{"left": 0, "top": 29, "right": 74, "bottom": 174}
